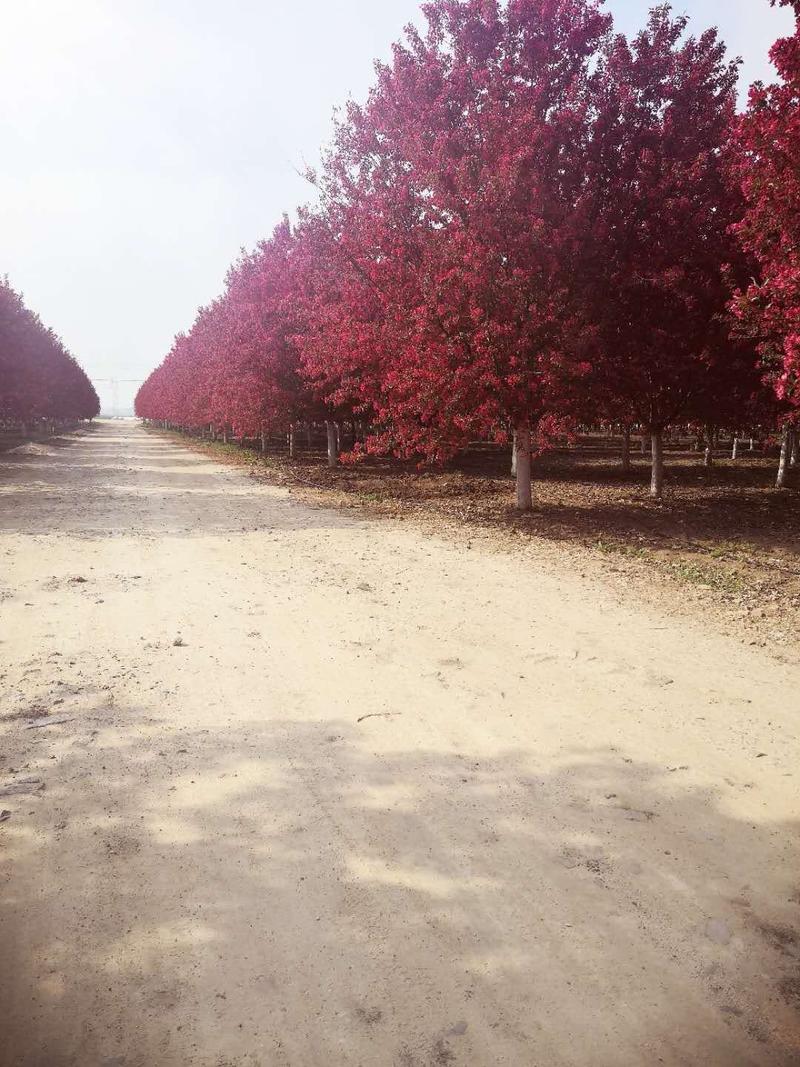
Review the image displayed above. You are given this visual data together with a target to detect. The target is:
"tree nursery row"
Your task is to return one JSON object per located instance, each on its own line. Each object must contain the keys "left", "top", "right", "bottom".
{"left": 0, "top": 277, "right": 99, "bottom": 433}
{"left": 135, "top": 0, "right": 800, "bottom": 507}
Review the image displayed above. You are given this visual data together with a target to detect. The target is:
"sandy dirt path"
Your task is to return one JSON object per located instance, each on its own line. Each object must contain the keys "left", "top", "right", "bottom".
{"left": 0, "top": 420, "right": 798, "bottom": 1067}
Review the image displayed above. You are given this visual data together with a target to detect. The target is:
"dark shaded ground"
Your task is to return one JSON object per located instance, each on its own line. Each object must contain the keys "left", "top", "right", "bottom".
{"left": 4, "top": 712, "right": 800, "bottom": 1065}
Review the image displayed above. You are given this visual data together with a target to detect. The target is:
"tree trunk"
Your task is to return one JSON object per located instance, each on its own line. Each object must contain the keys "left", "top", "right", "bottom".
{"left": 260, "top": 428, "right": 266, "bottom": 453}
{"left": 640, "top": 433, "right": 648, "bottom": 454}
{"left": 749, "top": 437, "right": 755, "bottom": 452}
{"left": 650, "top": 429, "right": 664, "bottom": 499}
{"left": 621, "top": 425, "right": 631, "bottom": 472}
{"left": 510, "top": 430, "right": 517, "bottom": 477}
{"left": 791, "top": 432, "right": 798, "bottom": 467}
{"left": 704, "top": 425, "right": 714, "bottom": 467}
{"left": 289, "top": 424, "right": 297, "bottom": 459}
{"left": 222, "top": 427, "right": 228, "bottom": 444}
{"left": 731, "top": 436, "right": 739, "bottom": 461}
{"left": 515, "top": 425, "right": 532, "bottom": 511}
{"left": 326, "top": 420, "right": 339, "bottom": 468}
{"left": 776, "top": 427, "right": 792, "bottom": 488}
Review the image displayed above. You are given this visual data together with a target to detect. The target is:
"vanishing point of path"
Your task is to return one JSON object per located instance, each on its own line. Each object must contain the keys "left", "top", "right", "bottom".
{"left": 1, "top": 421, "right": 798, "bottom": 1066}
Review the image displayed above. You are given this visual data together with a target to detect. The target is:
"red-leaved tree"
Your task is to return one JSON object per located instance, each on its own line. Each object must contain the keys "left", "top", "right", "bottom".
{"left": 0, "top": 277, "right": 99, "bottom": 427}
{"left": 300, "top": 0, "right": 612, "bottom": 508}
{"left": 136, "top": 222, "right": 316, "bottom": 447}
{"left": 732, "top": 0, "right": 800, "bottom": 486}
{"left": 578, "top": 6, "right": 741, "bottom": 498}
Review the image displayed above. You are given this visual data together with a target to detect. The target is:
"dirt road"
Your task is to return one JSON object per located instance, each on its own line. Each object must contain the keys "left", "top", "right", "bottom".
{"left": 1, "top": 421, "right": 798, "bottom": 1066}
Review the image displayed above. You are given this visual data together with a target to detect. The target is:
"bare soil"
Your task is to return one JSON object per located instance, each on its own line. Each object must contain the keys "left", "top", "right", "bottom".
{"left": 173, "top": 430, "right": 800, "bottom": 662}
{"left": 1, "top": 420, "right": 799, "bottom": 1066}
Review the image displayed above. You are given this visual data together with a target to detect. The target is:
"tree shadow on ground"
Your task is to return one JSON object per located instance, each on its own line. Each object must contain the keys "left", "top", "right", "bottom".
{"left": 2, "top": 708, "right": 798, "bottom": 1066}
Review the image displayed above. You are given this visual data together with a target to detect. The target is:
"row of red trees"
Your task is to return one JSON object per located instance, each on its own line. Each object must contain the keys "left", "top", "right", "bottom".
{"left": 136, "top": 0, "right": 800, "bottom": 506}
{"left": 0, "top": 277, "right": 99, "bottom": 429}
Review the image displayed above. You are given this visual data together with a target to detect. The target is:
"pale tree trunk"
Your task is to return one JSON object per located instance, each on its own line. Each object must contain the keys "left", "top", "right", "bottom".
{"left": 621, "top": 425, "right": 631, "bottom": 472}
{"left": 223, "top": 427, "right": 228, "bottom": 444}
{"left": 326, "top": 421, "right": 339, "bottom": 468}
{"left": 515, "top": 425, "right": 532, "bottom": 511}
{"left": 510, "top": 430, "right": 517, "bottom": 477}
{"left": 749, "top": 437, "right": 755, "bottom": 451}
{"left": 791, "top": 432, "right": 798, "bottom": 467}
{"left": 776, "top": 427, "right": 792, "bottom": 488}
{"left": 650, "top": 429, "right": 664, "bottom": 499}
{"left": 731, "top": 436, "right": 739, "bottom": 461}
{"left": 640, "top": 432, "right": 648, "bottom": 454}
{"left": 289, "top": 424, "right": 297, "bottom": 459}
{"left": 260, "top": 428, "right": 266, "bottom": 453}
{"left": 704, "top": 426, "right": 714, "bottom": 467}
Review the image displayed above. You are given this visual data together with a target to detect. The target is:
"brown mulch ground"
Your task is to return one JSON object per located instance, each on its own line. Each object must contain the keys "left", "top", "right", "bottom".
{"left": 152, "top": 429, "right": 800, "bottom": 660}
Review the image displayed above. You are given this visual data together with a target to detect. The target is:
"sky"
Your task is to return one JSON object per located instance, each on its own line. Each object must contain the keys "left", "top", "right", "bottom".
{"left": 1, "top": 1, "right": 795, "bottom": 415}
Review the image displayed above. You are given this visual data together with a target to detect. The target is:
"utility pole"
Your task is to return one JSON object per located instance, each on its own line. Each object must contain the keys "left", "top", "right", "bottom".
{"left": 93, "top": 379, "right": 144, "bottom": 418}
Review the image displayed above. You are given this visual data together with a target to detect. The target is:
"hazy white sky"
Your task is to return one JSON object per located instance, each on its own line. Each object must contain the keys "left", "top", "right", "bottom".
{"left": 0, "top": 1, "right": 795, "bottom": 413}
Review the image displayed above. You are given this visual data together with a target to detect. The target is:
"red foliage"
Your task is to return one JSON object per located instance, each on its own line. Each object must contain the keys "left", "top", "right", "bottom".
{"left": 135, "top": 0, "right": 798, "bottom": 501}
{"left": 0, "top": 277, "right": 99, "bottom": 425}
{"left": 136, "top": 221, "right": 315, "bottom": 436}
{"left": 298, "top": 0, "right": 610, "bottom": 462}
{"left": 732, "top": 0, "right": 800, "bottom": 419}
{"left": 578, "top": 7, "right": 744, "bottom": 434}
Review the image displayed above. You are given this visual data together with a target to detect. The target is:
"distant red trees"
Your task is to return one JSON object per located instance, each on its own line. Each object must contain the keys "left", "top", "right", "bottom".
{"left": 0, "top": 278, "right": 99, "bottom": 427}
{"left": 136, "top": 221, "right": 316, "bottom": 445}
{"left": 136, "top": 0, "right": 797, "bottom": 504}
